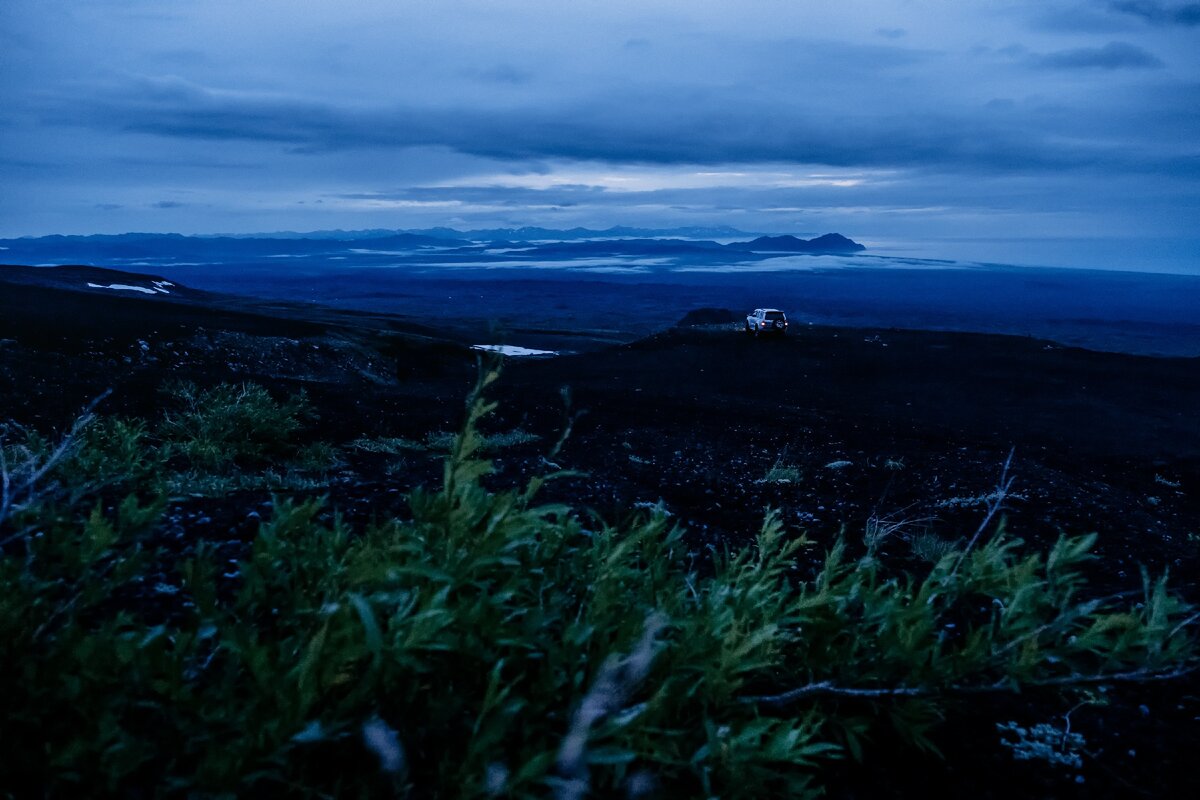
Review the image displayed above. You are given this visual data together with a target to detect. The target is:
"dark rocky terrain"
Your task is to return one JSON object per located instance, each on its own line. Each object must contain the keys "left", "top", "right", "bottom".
{"left": 2, "top": 263, "right": 1199, "bottom": 797}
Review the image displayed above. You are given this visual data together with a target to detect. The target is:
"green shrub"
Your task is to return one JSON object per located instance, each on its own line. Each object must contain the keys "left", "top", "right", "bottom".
{"left": 159, "top": 381, "right": 314, "bottom": 472}
{"left": 1, "top": 370, "right": 1196, "bottom": 797}
{"left": 762, "top": 458, "right": 801, "bottom": 483}
{"left": 425, "top": 428, "right": 540, "bottom": 453}
{"left": 1, "top": 412, "right": 162, "bottom": 529}
{"left": 60, "top": 417, "right": 164, "bottom": 496}
{"left": 480, "top": 428, "right": 540, "bottom": 450}
{"left": 349, "top": 436, "right": 427, "bottom": 455}
{"left": 166, "top": 468, "right": 333, "bottom": 496}
{"left": 910, "top": 532, "right": 957, "bottom": 564}
{"left": 290, "top": 442, "right": 341, "bottom": 472}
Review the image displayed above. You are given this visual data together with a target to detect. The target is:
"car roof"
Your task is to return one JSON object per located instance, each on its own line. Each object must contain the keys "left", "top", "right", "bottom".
{"left": 760, "top": 308, "right": 784, "bottom": 313}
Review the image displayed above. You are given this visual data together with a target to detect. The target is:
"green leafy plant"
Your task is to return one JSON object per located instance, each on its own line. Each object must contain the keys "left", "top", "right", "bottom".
{"left": 159, "top": 381, "right": 314, "bottom": 472}
{"left": 909, "top": 532, "right": 957, "bottom": 564}
{"left": 1, "top": 393, "right": 163, "bottom": 532}
{"left": 762, "top": 458, "right": 801, "bottom": 483}
{"left": 1, "top": 372, "right": 1196, "bottom": 798}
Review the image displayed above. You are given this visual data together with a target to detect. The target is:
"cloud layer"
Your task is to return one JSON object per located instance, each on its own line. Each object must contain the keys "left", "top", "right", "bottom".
{"left": 1034, "top": 40, "right": 1164, "bottom": 68}
{"left": 1, "top": 0, "right": 1197, "bottom": 271}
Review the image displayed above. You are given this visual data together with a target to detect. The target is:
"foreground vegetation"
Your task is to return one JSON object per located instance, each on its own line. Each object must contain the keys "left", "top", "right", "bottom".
{"left": 1, "top": 371, "right": 1196, "bottom": 797}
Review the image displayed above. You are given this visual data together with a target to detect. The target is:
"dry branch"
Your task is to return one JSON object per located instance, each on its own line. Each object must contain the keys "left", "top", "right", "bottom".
{"left": 0, "top": 390, "right": 110, "bottom": 532}
{"left": 740, "top": 661, "right": 1200, "bottom": 709}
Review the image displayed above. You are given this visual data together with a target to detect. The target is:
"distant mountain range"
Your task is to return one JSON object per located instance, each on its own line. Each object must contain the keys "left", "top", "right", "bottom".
{"left": 0, "top": 232, "right": 466, "bottom": 262}
{"left": 514, "top": 233, "right": 865, "bottom": 256}
{"left": 201, "top": 225, "right": 763, "bottom": 241}
{"left": 0, "top": 229, "right": 865, "bottom": 266}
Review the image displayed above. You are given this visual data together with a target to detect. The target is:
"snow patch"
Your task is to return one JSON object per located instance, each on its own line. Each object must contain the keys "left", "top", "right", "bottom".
{"left": 471, "top": 344, "right": 558, "bottom": 357}
{"left": 87, "top": 282, "right": 158, "bottom": 295}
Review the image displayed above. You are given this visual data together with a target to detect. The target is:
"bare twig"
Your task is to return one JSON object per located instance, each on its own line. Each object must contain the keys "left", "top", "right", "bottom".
{"left": 22, "top": 391, "right": 110, "bottom": 493}
{"left": 952, "top": 447, "right": 1016, "bottom": 575}
{"left": 864, "top": 508, "right": 935, "bottom": 556}
{"left": 1168, "top": 611, "right": 1200, "bottom": 641}
{"left": 739, "top": 661, "right": 1200, "bottom": 709}
{"left": 1059, "top": 696, "right": 1098, "bottom": 751}
{"left": 0, "top": 438, "right": 12, "bottom": 526}
{"left": 546, "top": 385, "right": 585, "bottom": 464}
{"left": 0, "top": 390, "right": 111, "bottom": 531}
{"left": 556, "top": 613, "right": 668, "bottom": 800}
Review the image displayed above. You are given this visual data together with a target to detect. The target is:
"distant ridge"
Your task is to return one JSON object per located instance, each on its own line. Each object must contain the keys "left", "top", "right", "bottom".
{"left": 731, "top": 233, "right": 866, "bottom": 254}
{"left": 2, "top": 231, "right": 459, "bottom": 247}
{"left": 0, "top": 229, "right": 867, "bottom": 265}
{"left": 0, "top": 231, "right": 468, "bottom": 262}
{"left": 198, "top": 225, "right": 762, "bottom": 242}
{"left": 506, "top": 233, "right": 867, "bottom": 256}
{"left": 0, "top": 227, "right": 868, "bottom": 250}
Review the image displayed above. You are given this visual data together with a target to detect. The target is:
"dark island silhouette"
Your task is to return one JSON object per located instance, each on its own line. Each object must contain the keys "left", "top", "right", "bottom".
{"left": 730, "top": 233, "right": 866, "bottom": 253}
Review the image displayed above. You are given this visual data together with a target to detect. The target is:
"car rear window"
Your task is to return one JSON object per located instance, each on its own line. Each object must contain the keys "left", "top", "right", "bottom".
{"left": 764, "top": 311, "right": 785, "bottom": 320}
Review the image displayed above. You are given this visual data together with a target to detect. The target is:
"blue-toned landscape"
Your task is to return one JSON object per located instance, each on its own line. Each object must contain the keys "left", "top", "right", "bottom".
{"left": 5, "top": 228, "right": 1199, "bottom": 357}
{"left": 3, "top": 1, "right": 1199, "bottom": 798}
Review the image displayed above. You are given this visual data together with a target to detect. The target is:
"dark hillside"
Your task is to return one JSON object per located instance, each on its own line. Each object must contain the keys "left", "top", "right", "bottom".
{"left": 1, "top": 264, "right": 1198, "bottom": 797}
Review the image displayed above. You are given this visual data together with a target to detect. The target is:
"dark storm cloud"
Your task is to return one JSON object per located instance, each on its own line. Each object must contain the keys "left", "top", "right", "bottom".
{"left": 335, "top": 185, "right": 605, "bottom": 204}
{"left": 151, "top": 200, "right": 187, "bottom": 208}
{"left": 1108, "top": 1, "right": 1200, "bottom": 26}
{"left": 1033, "top": 1, "right": 1200, "bottom": 30}
{"left": 37, "top": 73, "right": 1188, "bottom": 177}
{"left": 1034, "top": 41, "right": 1165, "bottom": 69}
{"left": 1032, "top": 6, "right": 1136, "bottom": 32}
{"left": 333, "top": 169, "right": 1200, "bottom": 214}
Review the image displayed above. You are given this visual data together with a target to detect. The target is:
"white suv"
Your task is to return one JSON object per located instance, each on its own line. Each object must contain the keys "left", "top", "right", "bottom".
{"left": 745, "top": 308, "right": 788, "bottom": 336}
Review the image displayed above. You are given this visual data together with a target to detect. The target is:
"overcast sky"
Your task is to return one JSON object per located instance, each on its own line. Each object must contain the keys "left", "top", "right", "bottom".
{"left": 2, "top": 0, "right": 1197, "bottom": 270}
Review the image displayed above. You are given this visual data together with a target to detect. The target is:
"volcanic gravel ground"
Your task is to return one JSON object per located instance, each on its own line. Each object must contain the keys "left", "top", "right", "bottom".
{"left": 2, "top": 269, "right": 1199, "bottom": 797}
